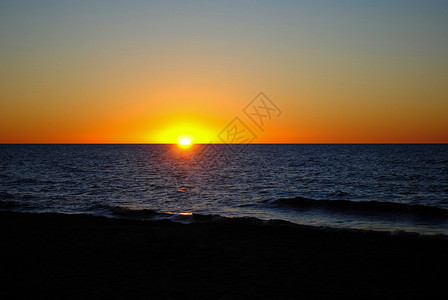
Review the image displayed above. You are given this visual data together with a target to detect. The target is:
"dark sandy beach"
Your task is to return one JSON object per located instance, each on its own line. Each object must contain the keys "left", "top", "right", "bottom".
{"left": 1, "top": 211, "right": 447, "bottom": 299}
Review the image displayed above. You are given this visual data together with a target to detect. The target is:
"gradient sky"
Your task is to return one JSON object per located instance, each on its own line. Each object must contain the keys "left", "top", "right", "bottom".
{"left": 1, "top": 0, "right": 447, "bottom": 143}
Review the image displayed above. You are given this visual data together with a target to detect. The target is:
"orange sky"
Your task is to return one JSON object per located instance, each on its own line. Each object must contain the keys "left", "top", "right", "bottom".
{"left": 1, "top": 1, "right": 447, "bottom": 143}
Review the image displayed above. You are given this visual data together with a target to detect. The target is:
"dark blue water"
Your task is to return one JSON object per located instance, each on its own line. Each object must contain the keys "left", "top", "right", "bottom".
{"left": 1, "top": 144, "right": 447, "bottom": 235}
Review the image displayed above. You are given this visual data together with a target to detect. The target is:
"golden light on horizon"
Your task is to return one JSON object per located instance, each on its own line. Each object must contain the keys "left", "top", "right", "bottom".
{"left": 179, "top": 138, "right": 191, "bottom": 145}
{"left": 150, "top": 117, "right": 218, "bottom": 144}
{"left": 177, "top": 135, "right": 193, "bottom": 149}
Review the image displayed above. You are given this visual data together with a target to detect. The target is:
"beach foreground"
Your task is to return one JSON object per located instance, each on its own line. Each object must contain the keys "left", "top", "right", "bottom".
{"left": 1, "top": 211, "right": 447, "bottom": 299}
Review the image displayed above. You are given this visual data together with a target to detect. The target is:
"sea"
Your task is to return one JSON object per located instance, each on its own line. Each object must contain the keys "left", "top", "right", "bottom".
{"left": 1, "top": 144, "right": 447, "bottom": 236}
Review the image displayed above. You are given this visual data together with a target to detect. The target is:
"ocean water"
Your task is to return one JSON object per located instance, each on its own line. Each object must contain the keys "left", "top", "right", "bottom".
{"left": 1, "top": 144, "right": 447, "bottom": 235}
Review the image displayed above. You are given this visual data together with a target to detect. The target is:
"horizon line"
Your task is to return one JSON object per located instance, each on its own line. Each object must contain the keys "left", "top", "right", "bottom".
{"left": 1, "top": 142, "right": 447, "bottom": 145}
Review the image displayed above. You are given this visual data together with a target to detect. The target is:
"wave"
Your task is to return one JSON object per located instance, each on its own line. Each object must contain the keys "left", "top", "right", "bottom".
{"left": 88, "top": 204, "right": 277, "bottom": 225}
{"left": 268, "top": 197, "right": 448, "bottom": 220}
{"left": 0, "top": 200, "right": 294, "bottom": 228}
{"left": 2, "top": 199, "right": 447, "bottom": 237}
{"left": 88, "top": 205, "right": 162, "bottom": 219}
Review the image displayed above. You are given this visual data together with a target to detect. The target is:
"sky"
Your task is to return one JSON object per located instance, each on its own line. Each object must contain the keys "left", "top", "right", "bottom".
{"left": 1, "top": 0, "right": 447, "bottom": 143}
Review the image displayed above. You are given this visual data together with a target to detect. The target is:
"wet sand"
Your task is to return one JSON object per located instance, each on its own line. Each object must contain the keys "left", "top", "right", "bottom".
{"left": 1, "top": 211, "right": 447, "bottom": 299}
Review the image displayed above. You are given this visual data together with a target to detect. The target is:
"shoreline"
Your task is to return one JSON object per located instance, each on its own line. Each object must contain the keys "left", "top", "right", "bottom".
{"left": 1, "top": 211, "right": 448, "bottom": 298}
{"left": 4, "top": 197, "right": 447, "bottom": 237}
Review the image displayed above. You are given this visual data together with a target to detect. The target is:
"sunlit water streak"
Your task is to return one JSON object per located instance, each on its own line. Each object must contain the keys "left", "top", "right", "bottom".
{"left": 1, "top": 144, "right": 447, "bottom": 235}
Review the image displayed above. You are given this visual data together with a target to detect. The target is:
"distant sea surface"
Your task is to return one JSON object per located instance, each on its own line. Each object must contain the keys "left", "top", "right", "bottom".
{"left": 1, "top": 144, "right": 447, "bottom": 235}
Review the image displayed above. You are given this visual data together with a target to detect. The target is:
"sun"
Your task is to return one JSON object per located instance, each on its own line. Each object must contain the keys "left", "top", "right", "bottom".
{"left": 179, "top": 138, "right": 191, "bottom": 146}
{"left": 177, "top": 135, "right": 193, "bottom": 149}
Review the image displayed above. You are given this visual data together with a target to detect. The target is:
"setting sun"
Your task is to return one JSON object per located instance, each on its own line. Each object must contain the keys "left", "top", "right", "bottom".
{"left": 177, "top": 136, "right": 193, "bottom": 149}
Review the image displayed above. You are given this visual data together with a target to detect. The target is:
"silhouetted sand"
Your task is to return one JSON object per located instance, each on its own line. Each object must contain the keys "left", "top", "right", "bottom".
{"left": 1, "top": 211, "right": 447, "bottom": 299}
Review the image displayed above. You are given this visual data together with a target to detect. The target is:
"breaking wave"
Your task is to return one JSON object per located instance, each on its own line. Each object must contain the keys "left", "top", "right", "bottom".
{"left": 268, "top": 197, "right": 448, "bottom": 221}
{"left": 0, "top": 200, "right": 290, "bottom": 227}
